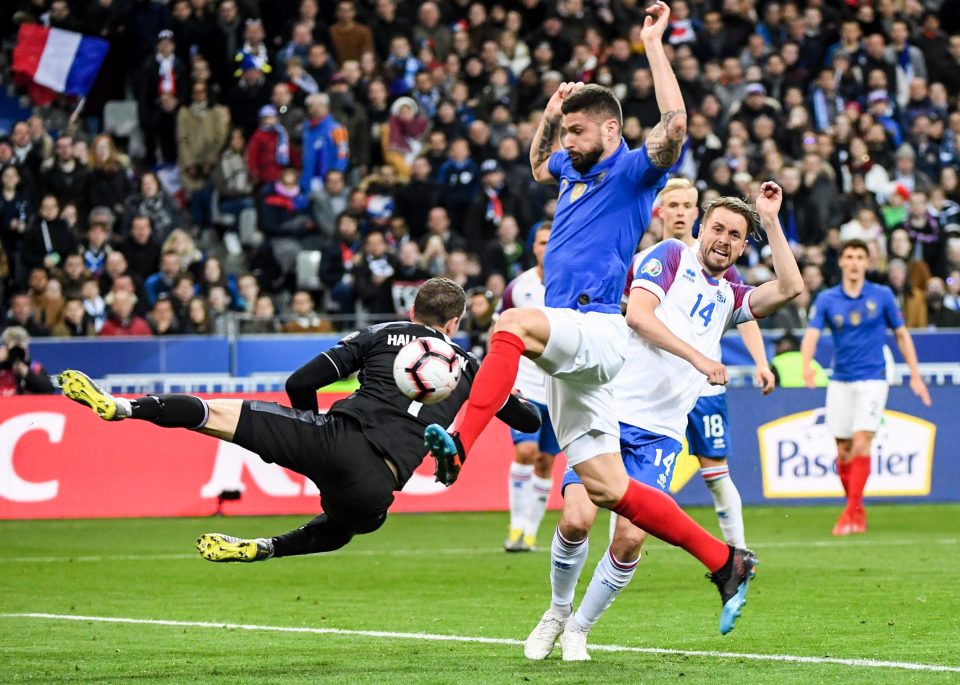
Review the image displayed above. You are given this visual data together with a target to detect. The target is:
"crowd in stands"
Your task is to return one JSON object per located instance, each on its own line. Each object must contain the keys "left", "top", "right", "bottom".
{"left": 1, "top": 0, "right": 960, "bottom": 350}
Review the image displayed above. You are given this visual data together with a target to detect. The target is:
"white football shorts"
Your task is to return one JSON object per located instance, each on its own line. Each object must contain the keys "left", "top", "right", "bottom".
{"left": 532, "top": 307, "right": 628, "bottom": 466}
{"left": 825, "top": 379, "right": 889, "bottom": 439}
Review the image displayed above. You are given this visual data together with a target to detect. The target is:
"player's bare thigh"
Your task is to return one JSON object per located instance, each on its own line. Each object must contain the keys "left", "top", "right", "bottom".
{"left": 493, "top": 307, "right": 550, "bottom": 357}
{"left": 572, "top": 452, "right": 630, "bottom": 508}
{"left": 558, "top": 483, "right": 600, "bottom": 541}
{"left": 697, "top": 456, "right": 727, "bottom": 469}
{"left": 195, "top": 399, "right": 243, "bottom": 441}
{"left": 611, "top": 514, "right": 647, "bottom": 562}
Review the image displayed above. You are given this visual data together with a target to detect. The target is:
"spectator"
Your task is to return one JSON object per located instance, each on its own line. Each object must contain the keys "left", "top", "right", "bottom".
{"left": 161, "top": 228, "right": 204, "bottom": 276}
{"left": 259, "top": 167, "right": 316, "bottom": 279}
{"left": 281, "top": 289, "right": 334, "bottom": 333}
{"left": 0, "top": 326, "right": 55, "bottom": 396}
{"left": 320, "top": 213, "right": 361, "bottom": 316}
{"left": 99, "top": 290, "right": 152, "bottom": 336}
{"left": 309, "top": 170, "right": 350, "bottom": 240}
{"left": 925, "top": 277, "right": 960, "bottom": 327}
{"left": 182, "top": 296, "right": 214, "bottom": 334}
{"left": 390, "top": 241, "right": 430, "bottom": 316}
{"left": 436, "top": 138, "right": 479, "bottom": 229}
{"left": 465, "top": 159, "right": 530, "bottom": 254}
{"left": 248, "top": 105, "right": 294, "bottom": 189}
{"left": 301, "top": 93, "right": 350, "bottom": 194}
{"left": 169, "top": 273, "right": 197, "bottom": 321}
{"left": 123, "top": 172, "right": 183, "bottom": 243}
{"left": 145, "top": 251, "right": 184, "bottom": 307}
{"left": 87, "top": 135, "right": 131, "bottom": 221}
{"left": 241, "top": 293, "right": 281, "bottom": 333}
{"left": 887, "top": 258, "right": 928, "bottom": 328}
{"left": 212, "top": 127, "right": 256, "bottom": 237}
{"left": 51, "top": 297, "right": 96, "bottom": 337}
{"left": 480, "top": 214, "right": 527, "bottom": 282}
{"left": 119, "top": 215, "right": 161, "bottom": 284}
{"left": 383, "top": 97, "right": 429, "bottom": 180}
{"left": 139, "top": 30, "right": 187, "bottom": 165}
{"left": 21, "top": 195, "right": 78, "bottom": 274}
{"left": 227, "top": 54, "right": 272, "bottom": 138}
{"left": 394, "top": 157, "right": 440, "bottom": 239}
{"left": 82, "top": 207, "right": 115, "bottom": 278}
{"left": 81, "top": 279, "right": 107, "bottom": 332}
{"left": 59, "top": 253, "right": 90, "bottom": 300}
{"left": 42, "top": 135, "right": 90, "bottom": 216}
{"left": 329, "top": 0, "right": 375, "bottom": 64}
{"left": 0, "top": 165, "right": 32, "bottom": 282}
{"left": 413, "top": 2, "right": 451, "bottom": 61}
{"left": 463, "top": 285, "right": 495, "bottom": 359}
{"left": 198, "top": 256, "right": 240, "bottom": 307}
{"left": 353, "top": 229, "right": 399, "bottom": 315}
{"left": 206, "top": 285, "right": 233, "bottom": 334}
{"left": 177, "top": 81, "right": 231, "bottom": 229}
{"left": 5, "top": 291, "right": 47, "bottom": 337}
{"left": 329, "top": 73, "right": 370, "bottom": 174}
{"left": 235, "top": 273, "right": 260, "bottom": 313}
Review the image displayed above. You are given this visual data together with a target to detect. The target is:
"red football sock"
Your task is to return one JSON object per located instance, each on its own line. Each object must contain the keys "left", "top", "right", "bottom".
{"left": 612, "top": 478, "right": 729, "bottom": 572}
{"left": 455, "top": 330, "right": 525, "bottom": 454}
{"left": 836, "top": 459, "right": 852, "bottom": 496}
{"left": 847, "top": 455, "right": 871, "bottom": 511}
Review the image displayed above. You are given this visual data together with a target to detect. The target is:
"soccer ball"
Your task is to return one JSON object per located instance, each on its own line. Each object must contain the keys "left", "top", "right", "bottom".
{"left": 393, "top": 337, "right": 462, "bottom": 404}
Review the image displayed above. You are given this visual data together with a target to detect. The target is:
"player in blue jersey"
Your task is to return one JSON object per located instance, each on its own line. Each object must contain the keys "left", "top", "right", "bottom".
{"left": 800, "top": 239, "right": 931, "bottom": 536}
{"left": 424, "top": 1, "right": 764, "bottom": 634}
{"left": 660, "top": 178, "right": 775, "bottom": 549}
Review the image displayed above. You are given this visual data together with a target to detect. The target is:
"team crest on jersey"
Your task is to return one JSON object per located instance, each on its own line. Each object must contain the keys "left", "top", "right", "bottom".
{"left": 640, "top": 258, "right": 663, "bottom": 278}
{"left": 866, "top": 299, "right": 878, "bottom": 316}
{"left": 833, "top": 314, "right": 844, "bottom": 328}
{"left": 571, "top": 182, "right": 588, "bottom": 201}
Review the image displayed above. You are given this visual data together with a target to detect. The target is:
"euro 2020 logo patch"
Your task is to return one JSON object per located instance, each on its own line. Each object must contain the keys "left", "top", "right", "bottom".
{"left": 640, "top": 258, "right": 663, "bottom": 278}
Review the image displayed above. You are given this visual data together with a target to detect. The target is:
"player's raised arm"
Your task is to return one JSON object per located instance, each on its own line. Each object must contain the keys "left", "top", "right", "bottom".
{"left": 530, "top": 81, "right": 583, "bottom": 184}
{"left": 743, "top": 182, "right": 804, "bottom": 317}
{"left": 642, "top": 1, "right": 687, "bottom": 169}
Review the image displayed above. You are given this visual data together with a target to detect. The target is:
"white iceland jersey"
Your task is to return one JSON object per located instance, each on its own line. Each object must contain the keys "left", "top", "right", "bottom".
{"left": 614, "top": 239, "right": 756, "bottom": 442}
{"left": 497, "top": 267, "right": 549, "bottom": 405}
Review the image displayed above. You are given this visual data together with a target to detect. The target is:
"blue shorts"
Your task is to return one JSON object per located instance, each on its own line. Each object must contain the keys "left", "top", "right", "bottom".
{"left": 561, "top": 423, "right": 682, "bottom": 494}
{"left": 510, "top": 400, "right": 561, "bottom": 455}
{"left": 685, "top": 394, "right": 731, "bottom": 459}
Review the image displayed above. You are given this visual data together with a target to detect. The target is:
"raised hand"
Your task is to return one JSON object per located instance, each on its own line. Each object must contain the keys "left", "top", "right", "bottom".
{"left": 640, "top": 1, "right": 672, "bottom": 44}
{"left": 544, "top": 81, "right": 585, "bottom": 121}
{"left": 756, "top": 181, "right": 783, "bottom": 218}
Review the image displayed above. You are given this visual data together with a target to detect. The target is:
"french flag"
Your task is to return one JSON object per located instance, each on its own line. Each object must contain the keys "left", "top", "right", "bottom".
{"left": 12, "top": 24, "right": 109, "bottom": 98}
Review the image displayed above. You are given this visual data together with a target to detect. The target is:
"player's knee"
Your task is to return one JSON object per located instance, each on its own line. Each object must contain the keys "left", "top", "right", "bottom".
{"left": 493, "top": 308, "right": 527, "bottom": 336}
{"left": 533, "top": 452, "right": 554, "bottom": 478}
{"left": 558, "top": 509, "right": 593, "bottom": 541}
{"left": 611, "top": 528, "right": 646, "bottom": 561}
{"left": 582, "top": 481, "right": 623, "bottom": 509}
{"left": 514, "top": 442, "right": 538, "bottom": 465}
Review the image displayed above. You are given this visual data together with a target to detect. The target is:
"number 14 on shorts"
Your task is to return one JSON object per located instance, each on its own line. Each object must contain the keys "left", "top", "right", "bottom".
{"left": 654, "top": 448, "right": 677, "bottom": 489}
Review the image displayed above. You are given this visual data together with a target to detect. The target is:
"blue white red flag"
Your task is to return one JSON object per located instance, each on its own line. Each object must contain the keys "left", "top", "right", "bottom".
{"left": 12, "top": 24, "right": 109, "bottom": 97}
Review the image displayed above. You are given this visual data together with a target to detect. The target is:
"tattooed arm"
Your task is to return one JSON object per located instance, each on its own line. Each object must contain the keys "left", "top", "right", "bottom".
{"left": 530, "top": 81, "right": 583, "bottom": 184}
{"left": 641, "top": 1, "right": 687, "bottom": 169}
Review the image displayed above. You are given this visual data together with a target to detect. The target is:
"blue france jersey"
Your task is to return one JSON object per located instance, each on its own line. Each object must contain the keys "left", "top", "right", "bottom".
{"left": 545, "top": 140, "right": 668, "bottom": 314}
{"left": 808, "top": 281, "right": 904, "bottom": 381}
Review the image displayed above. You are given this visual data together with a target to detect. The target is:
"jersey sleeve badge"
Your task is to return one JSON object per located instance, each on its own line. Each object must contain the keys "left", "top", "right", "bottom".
{"left": 640, "top": 258, "right": 663, "bottom": 278}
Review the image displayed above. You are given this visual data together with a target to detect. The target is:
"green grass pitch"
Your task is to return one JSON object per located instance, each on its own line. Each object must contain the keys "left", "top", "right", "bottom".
{"left": 2, "top": 504, "right": 959, "bottom": 683}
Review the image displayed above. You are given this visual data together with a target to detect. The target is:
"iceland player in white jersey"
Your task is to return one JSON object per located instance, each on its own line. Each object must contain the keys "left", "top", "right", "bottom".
{"left": 525, "top": 182, "right": 804, "bottom": 660}
{"left": 500, "top": 225, "right": 561, "bottom": 552}
{"left": 659, "top": 179, "right": 775, "bottom": 549}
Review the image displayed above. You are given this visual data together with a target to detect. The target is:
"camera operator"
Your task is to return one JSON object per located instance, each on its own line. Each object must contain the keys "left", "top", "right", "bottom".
{"left": 0, "top": 326, "right": 55, "bottom": 396}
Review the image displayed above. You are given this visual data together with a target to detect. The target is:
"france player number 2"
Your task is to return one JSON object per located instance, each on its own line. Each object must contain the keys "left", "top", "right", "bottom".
{"left": 689, "top": 293, "right": 715, "bottom": 327}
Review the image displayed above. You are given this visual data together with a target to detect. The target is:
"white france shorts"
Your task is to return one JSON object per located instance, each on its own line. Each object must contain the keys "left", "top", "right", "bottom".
{"left": 824, "top": 379, "right": 889, "bottom": 439}
{"left": 532, "top": 307, "right": 628, "bottom": 466}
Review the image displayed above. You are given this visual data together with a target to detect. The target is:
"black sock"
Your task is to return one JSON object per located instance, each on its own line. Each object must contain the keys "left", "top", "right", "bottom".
{"left": 272, "top": 514, "right": 354, "bottom": 558}
{"left": 130, "top": 394, "right": 208, "bottom": 429}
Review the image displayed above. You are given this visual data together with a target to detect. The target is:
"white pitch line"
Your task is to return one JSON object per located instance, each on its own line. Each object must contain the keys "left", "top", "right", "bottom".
{"left": 0, "top": 537, "right": 955, "bottom": 564}
{"left": 2, "top": 612, "right": 958, "bottom": 674}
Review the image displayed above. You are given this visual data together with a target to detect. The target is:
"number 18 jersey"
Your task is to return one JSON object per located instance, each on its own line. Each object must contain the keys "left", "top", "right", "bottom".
{"left": 613, "top": 239, "right": 757, "bottom": 443}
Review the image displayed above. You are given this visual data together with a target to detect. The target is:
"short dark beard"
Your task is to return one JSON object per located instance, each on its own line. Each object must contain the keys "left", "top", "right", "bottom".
{"left": 569, "top": 145, "right": 603, "bottom": 173}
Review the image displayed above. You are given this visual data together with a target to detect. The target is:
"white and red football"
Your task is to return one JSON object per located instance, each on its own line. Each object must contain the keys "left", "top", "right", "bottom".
{"left": 392, "top": 337, "right": 462, "bottom": 404}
